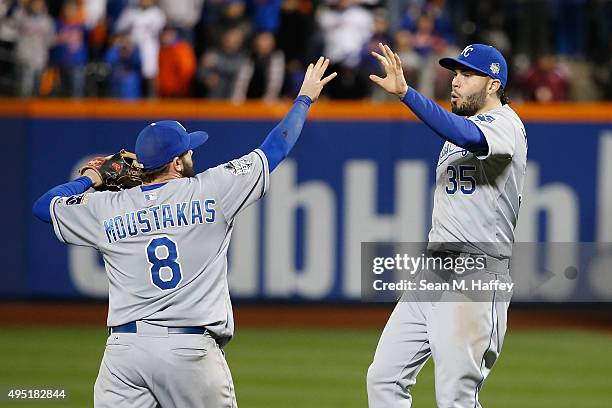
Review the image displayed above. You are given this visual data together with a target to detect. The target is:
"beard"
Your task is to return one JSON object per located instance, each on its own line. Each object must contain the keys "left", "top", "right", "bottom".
{"left": 451, "top": 86, "right": 487, "bottom": 116}
{"left": 180, "top": 158, "right": 196, "bottom": 178}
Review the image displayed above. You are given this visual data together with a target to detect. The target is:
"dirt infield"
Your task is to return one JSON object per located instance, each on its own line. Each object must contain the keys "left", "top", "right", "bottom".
{"left": 1, "top": 302, "right": 611, "bottom": 331}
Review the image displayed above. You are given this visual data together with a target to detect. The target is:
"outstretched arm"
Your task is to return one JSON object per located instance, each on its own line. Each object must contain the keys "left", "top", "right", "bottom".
{"left": 32, "top": 171, "right": 102, "bottom": 223}
{"left": 400, "top": 88, "right": 487, "bottom": 154}
{"left": 369, "top": 43, "right": 487, "bottom": 154}
{"left": 260, "top": 57, "right": 337, "bottom": 171}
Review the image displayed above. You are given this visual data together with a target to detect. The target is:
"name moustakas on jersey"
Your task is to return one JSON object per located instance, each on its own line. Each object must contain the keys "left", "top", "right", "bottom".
{"left": 103, "top": 198, "right": 217, "bottom": 243}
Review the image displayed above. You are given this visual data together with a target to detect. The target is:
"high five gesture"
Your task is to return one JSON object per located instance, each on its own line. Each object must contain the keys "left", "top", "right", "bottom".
{"left": 298, "top": 57, "right": 337, "bottom": 101}
{"left": 369, "top": 43, "right": 409, "bottom": 98}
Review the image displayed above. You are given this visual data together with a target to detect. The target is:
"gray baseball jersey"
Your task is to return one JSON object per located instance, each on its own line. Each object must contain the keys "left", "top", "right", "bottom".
{"left": 50, "top": 149, "right": 269, "bottom": 342}
{"left": 428, "top": 104, "right": 527, "bottom": 257}
{"left": 368, "top": 105, "right": 527, "bottom": 408}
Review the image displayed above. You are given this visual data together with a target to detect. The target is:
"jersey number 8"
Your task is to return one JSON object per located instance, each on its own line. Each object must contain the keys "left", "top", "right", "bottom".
{"left": 146, "top": 237, "right": 182, "bottom": 290}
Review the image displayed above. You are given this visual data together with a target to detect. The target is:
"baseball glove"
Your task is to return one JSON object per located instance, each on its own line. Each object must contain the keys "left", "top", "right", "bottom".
{"left": 79, "top": 150, "right": 143, "bottom": 191}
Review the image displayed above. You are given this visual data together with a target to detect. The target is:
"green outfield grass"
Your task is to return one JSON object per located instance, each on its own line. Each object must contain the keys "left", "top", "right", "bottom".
{"left": 0, "top": 327, "right": 610, "bottom": 407}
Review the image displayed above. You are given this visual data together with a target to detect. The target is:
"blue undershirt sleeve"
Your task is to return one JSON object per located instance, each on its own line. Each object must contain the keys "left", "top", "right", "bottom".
{"left": 32, "top": 176, "right": 93, "bottom": 223}
{"left": 401, "top": 88, "right": 488, "bottom": 154}
{"left": 259, "top": 95, "right": 312, "bottom": 171}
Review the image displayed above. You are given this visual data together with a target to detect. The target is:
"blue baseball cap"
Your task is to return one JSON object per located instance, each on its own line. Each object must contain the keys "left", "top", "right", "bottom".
{"left": 439, "top": 44, "right": 508, "bottom": 88}
{"left": 135, "top": 120, "right": 209, "bottom": 169}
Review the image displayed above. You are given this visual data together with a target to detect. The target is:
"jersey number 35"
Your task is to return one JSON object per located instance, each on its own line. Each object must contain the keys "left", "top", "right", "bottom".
{"left": 445, "top": 165, "right": 476, "bottom": 195}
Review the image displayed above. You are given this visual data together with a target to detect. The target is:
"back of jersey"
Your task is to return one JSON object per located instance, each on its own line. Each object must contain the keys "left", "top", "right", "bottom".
{"left": 50, "top": 150, "right": 269, "bottom": 341}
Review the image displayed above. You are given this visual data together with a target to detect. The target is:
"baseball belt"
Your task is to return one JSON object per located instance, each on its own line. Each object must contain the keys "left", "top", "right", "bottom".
{"left": 109, "top": 321, "right": 206, "bottom": 335}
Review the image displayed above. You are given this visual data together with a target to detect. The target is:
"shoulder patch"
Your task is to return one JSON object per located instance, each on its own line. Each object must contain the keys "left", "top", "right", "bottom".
{"left": 144, "top": 192, "right": 158, "bottom": 202}
{"left": 476, "top": 114, "right": 496, "bottom": 123}
{"left": 65, "top": 193, "right": 89, "bottom": 206}
{"left": 224, "top": 158, "right": 253, "bottom": 175}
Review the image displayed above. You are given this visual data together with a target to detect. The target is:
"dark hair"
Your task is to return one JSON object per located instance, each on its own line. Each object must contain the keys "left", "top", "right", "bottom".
{"left": 140, "top": 151, "right": 190, "bottom": 184}
{"left": 497, "top": 87, "right": 510, "bottom": 105}
{"left": 140, "top": 163, "right": 171, "bottom": 184}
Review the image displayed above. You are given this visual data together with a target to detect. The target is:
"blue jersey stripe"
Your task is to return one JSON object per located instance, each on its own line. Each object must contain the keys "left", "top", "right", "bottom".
{"left": 141, "top": 182, "right": 168, "bottom": 191}
{"left": 254, "top": 149, "right": 268, "bottom": 198}
{"left": 51, "top": 197, "right": 67, "bottom": 243}
{"left": 473, "top": 290, "right": 497, "bottom": 407}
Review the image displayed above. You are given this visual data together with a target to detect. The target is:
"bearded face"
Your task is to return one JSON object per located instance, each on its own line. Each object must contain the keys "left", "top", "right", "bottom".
{"left": 451, "top": 84, "right": 488, "bottom": 117}
{"left": 450, "top": 69, "right": 493, "bottom": 117}
{"left": 179, "top": 153, "right": 195, "bottom": 178}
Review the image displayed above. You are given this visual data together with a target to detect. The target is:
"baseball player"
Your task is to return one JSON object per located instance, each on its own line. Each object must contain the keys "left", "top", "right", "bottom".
{"left": 32, "top": 57, "right": 336, "bottom": 408}
{"left": 366, "top": 43, "right": 527, "bottom": 407}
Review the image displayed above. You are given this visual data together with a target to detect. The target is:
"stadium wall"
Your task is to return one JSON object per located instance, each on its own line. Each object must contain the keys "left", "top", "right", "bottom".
{"left": 3, "top": 99, "right": 611, "bottom": 302}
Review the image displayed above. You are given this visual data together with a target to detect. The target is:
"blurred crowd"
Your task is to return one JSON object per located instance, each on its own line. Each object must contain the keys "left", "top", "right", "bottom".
{"left": 0, "top": 0, "right": 610, "bottom": 102}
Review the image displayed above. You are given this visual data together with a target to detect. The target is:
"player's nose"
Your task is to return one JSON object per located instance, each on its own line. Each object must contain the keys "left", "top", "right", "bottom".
{"left": 451, "top": 75, "right": 461, "bottom": 88}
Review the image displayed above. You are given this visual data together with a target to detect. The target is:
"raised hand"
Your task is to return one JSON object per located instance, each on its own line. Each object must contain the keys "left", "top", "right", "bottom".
{"left": 369, "top": 43, "right": 409, "bottom": 98}
{"left": 298, "top": 57, "right": 337, "bottom": 101}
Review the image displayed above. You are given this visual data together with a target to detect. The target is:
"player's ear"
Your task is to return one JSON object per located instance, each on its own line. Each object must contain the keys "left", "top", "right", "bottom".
{"left": 173, "top": 157, "right": 182, "bottom": 172}
{"left": 489, "top": 79, "right": 501, "bottom": 95}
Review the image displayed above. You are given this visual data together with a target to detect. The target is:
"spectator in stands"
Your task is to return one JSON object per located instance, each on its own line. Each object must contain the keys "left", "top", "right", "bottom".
{"left": 14, "top": 0, "right": 55, "bottom": 97}
{"left": 276, "top": 0, "right": 315, "bottom": 97}
{"left": 317, "top": 0, "right": 373, "bottom": 69}
{"left": 481, "top": 12, "right": 511, "bottom": 57}
{"left": 393, "top": 29, "right": 422, "bottom": 91}
{"left": 250, "top": 0, "right": 282, "bottom": 33}
{"left": 115, "top": 0, "right": 166, "bottom": 96}
{"left": 362, "top": 8, "right": 393, "bottom": 65}
{"left": 84, "top": 0, "right": 107, "bottom": 29}
{"left": 0, "top": 1, "right": 19, "bottom": 95}
{"left": 197, "top": 27, "right": 247, "bottom": 99}
{"left": 232, "top": 31, "right": 284, "bottom": 102}
{"left": 411, "top": 14, "right": 444, "bottom": 58}
{"left": 425, "top": 0, "right": 453, "bottom": 45}
{"left": 83, "top": 0, "right": 109, "bottom": 60}
{"left": 521, "top": 54, "right": 571, "bottom": 102}
{"left": 106, "top": 0, "right": 130, "bottom": 29}
{"left": 205, "top": 0, "right": 252, "bottom": 51}
{"left": 361, "top": 9, "right": 393, "bottom": 99}
{"left": 600, "top": 39, "right": 612, "bottom": 101}
{"left": 429, "top": 41, "right": 456, "bottom": 99}
{"left": 157, "top": 26, "right": 196, "bottom": 97}
{"left": 396, "top": 1, "right": 419, "bottom": 28}
{"left": 1, "top": 0, "right": 609, "bottom": 102}
{"left": 222, "top": 0, "right": 252, "bottom": 33}
{"left": 512, "top": 0, "right": 554, "bottom": 59}
{"left": 157, "top": 0, "right": 203, "bottom": 43}
{"left": 317, "top": 0, "right": 374, "bottom": 98}
{"left": 198, "top": 0, "right": 243, "bottom": 53}
{"left": 54, "top": 0, "right": 88, "bottom": 97}
{"left": 277, "top": 0, "right": 314, "bottom": 64}
{"left": 104, "top": 31, "right": 142, "bottom": 99}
